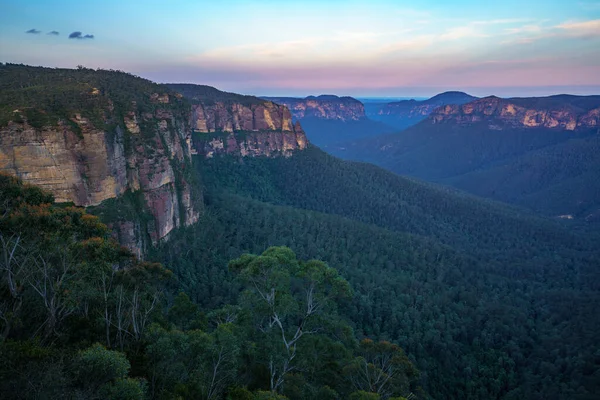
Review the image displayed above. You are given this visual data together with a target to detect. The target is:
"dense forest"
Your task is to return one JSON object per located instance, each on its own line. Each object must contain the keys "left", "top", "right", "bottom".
{"left": 0, "top": 173, "right": 422, "bottom": 399}
{"left": 150, "top": 146, "right": 600, "bottom": 400}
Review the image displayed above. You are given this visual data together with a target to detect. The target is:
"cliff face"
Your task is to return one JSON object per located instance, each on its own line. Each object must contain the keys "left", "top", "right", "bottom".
{"left": 0, "top": 65, "right": 201, "bottom": 257}
{"left": 263, "top": 95, "right": 366, "bottom": 121}
{"left": 429, "top": 96, "right": 600, "bottom": 130}
{"left": 190, "top": 101, "right": 294, "bottom": 133}
{"left": 192, "top": 121, "right": 308, "bottom": 158}
{"left": 168, "top": 84, "right": 309, "bottom": 158}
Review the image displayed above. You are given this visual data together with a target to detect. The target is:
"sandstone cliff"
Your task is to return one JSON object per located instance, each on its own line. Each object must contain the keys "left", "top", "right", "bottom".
{"left": 192, "top": 121, "right": 308, "bottom": 158}
{"left": 262, "top": 95, "right": 366, "bottom": 121}
{"left": 0, "top": 65, "right": 201, "bottom": 257}
{"left": 429, "top": 95, "right": 600, "bottom": 130}
{"left": 168, "top": 84, "right": 309, "bottom": 157}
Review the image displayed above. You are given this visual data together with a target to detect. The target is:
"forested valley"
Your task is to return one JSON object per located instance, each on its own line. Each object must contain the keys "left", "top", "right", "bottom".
{"left": 1, "top": 65, "right": 599, "bottom": 400}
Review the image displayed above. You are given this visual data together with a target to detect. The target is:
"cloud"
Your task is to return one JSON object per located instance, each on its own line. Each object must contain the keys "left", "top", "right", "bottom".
{"left": 69, "top": 31, "right": 95, "bottom": 39}
{"left": 47, "top": 31, "right": 60, "bottom": 36}
{"left": 26, "top": 29, "right": 41, "bottom": 34}
{"left": 557, "top": 19, "right": 600, "bottom": 38}
{"left": 501, "top": 19, "right": 600, "bottom": 44}
{"left": 440, "top": 26, "right": 488, "bottom": 40}
{"left": 471, "top": 18, "right": 531, "bottom": 26}
{"left": 504, "top": 25, "right": 543, "bottom": 35}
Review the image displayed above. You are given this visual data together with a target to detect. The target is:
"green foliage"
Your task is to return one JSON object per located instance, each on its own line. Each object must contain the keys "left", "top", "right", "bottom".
{"left": 150, "top": 147, "right": 600, "bottom": 400}
{"left": 349, "top": 391, "right": 381, "bottom": 400}
{"left": 253, "top": 391, "right": 289, "bottom": 400}
{"left": 76, "top": 343, "right": 130, "bottom": 388}
{"left": 0, "top": 63, "right": 190, "bottom": 131}
{"left": 167, "top": 83, "right": 265, "bottom": 107}
{"left": 227, "top": 387, "right": 255, "bottom": 400}
{"left": 98, "top": 378, "right": 147, "bottom": 400}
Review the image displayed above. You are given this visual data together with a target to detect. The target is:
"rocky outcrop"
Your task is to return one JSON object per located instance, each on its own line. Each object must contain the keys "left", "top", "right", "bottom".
{"left": 429, "top": 95, "right": 600, "bottom": 130}
{"left": 193, "top": 121, "right": 308, "bottom": 158}
{"left": 167, "top": 84, "right": 310, "bottom": 158}
{"left": 190, "top": 101, "right": 295, "bottom": 133}
{"left": 263, "top": 95, "right": 365, "bottom": 121}
{"left": 0, "top": 69, "right": 201, "bottom": 257}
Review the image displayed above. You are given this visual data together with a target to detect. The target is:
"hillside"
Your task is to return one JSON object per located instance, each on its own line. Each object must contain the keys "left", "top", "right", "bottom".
{"left": 168, "top": 145, "right": 600, "bottom": 400}
{"left": 333, "top": 94, "right": 600, "bottom": 222}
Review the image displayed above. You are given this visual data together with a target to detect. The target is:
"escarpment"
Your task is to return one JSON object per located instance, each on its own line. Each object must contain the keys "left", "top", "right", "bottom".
{"left": 0, "top": 67, "right": 311, "bottom": 255}
{"left": 262, "top": 95, "right": 366, "bottom": 121}
{"left": 429, "top": 95, "right": 600, "bottom": 130}
{"left": 0, "top": 65, "right": 201, "bottom": 257}
{"left": 167, "top": 84, "right": 309, "bottom": 157}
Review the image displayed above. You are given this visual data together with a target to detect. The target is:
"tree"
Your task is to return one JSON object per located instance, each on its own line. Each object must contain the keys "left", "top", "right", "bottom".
{"left": 75, "top": 343, "right": 144, "bottom": 399}
{"left": 345, "top": 339, "right": 418, "bottom": 400}
{"left": 229, "top": 246, "right": 351, "bottom": 393}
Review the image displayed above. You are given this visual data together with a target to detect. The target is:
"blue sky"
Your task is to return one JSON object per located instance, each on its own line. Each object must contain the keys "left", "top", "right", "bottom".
{"left": 1, "top": 0, "right": 599, "bottom": 96}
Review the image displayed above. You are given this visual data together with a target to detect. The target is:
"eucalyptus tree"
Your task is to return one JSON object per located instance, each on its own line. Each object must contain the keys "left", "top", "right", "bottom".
{"left": 229, "top": 246, "right": 352, "bottom": 393}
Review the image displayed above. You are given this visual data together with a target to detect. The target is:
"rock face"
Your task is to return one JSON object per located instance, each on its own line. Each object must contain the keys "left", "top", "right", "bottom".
{"left": 429, "top": 95, "right": 600, "bottom": 130}
{"left": 0, "top": 65, "right": 201, "bottom": 257}
{"left": 190, "top": 101, "right": 294, "bottom": 133}
{"left": 193, "top": 121, "right": 308, "bottom": 158}
{"left": 168, "top": 84, "right": 309, "bottom": 158}
{"left": 263, "top": 95, "right": 366, "bottom": 121}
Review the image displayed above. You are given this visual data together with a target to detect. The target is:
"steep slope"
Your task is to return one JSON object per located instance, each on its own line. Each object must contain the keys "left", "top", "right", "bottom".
{"left": 365, "top": 91, "right": 478, "bottom": 130}
{"left": 333, "top": 95, "right": 600, "bottom": 221}
{"left": 0, "top": 64, "right": 201, "bottom": 256}
{"left": 448, "top": 135, "right": 600, "bottom": 221}
{"left": 264, "top": 95, "right": 395, "bottom": 147}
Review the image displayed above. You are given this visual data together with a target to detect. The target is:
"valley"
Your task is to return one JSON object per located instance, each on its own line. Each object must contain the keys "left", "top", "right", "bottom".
{"left": 0, "top": 64, "right": 599, "bottom": 400}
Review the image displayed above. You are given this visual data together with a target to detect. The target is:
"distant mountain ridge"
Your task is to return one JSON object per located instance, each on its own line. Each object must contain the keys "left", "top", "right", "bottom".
{"left": 430, "top": 94, "right": 600, "bottom": 130}
{"left": 262, "top": 94, "right": 366, "bottom": 121}
{"left": 365, "top": 91, "right": 478, "bottom": 130}
{"left": 332, "top": 93, "right": 600, "bottom": 221}
{"left": 263, "top": 94, "right": 396, "bottom": 147}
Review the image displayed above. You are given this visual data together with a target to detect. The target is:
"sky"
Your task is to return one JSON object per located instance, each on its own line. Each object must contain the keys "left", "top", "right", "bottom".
{"left": 1, "top": 0, "right": 600, "bottom": 97}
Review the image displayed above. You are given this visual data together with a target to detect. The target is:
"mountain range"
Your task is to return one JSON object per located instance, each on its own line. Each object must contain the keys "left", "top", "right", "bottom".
{"left": 332, "top": 94, "right": 600, "bottom": 223}
{"left": 364, "top": 91, "right": 478, "bottom": 130}
{"left": 1, "top": 64, "right": 599, "bottom": 400}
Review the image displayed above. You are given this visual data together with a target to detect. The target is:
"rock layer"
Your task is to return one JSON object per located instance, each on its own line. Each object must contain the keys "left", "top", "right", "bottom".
{"left": 263, "top": 95, "right": 365, "bottom": 121}
{"left": 430, "top": 96, "right": 600, "bottom": 130}
{"left": 193, "top": 122, "right": 308, "bottom": 158}
{"left": 168, "top": 84, "right": 310, "bottom": 158}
